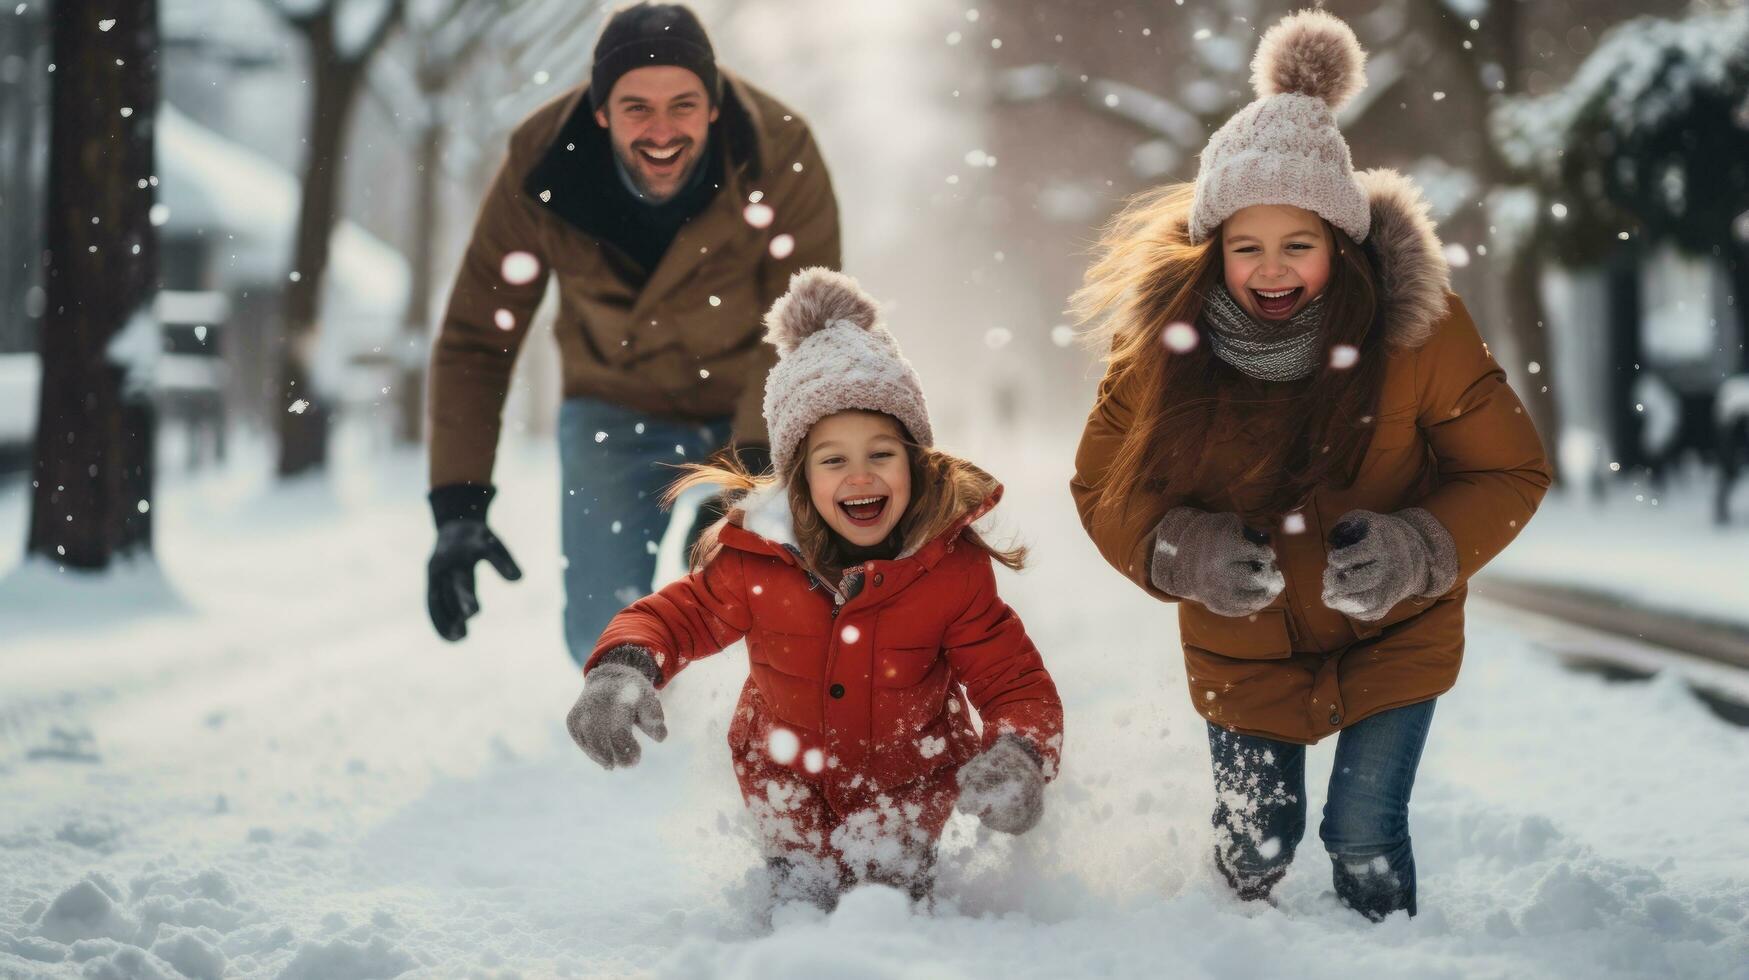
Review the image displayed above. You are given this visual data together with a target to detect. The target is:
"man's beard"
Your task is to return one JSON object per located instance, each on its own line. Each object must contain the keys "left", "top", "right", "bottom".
{"left": 615, "top": 139, "right": 702, "bottom": 204}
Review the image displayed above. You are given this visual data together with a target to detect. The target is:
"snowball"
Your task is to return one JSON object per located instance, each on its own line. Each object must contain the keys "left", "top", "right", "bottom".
{"left": 287, "top": 399, "right": 309, "bottom": 415}
{"left": 594, "top": 430, "right": 608, "bottom": 443}
{"left": 1282, "top": 512, "right": 1306, "bottom": 535}
{"left": 768, "top": 234, "right": 796, "bottom": 260}
{"left": 708, "top": 295, "right": 721, "bottom": 307}
{"left": 1329, "top": 344, "right": 1359, "bottom": 369}
{"left": 492, "top": 309, "right": 516, "bottom": 331}
{"left": 984, "top": 327, "right": 1012, "bottom": 349}
{"left": 98, "top": 18, "right": 115, "bottom": 31}
{"left": 840, "top": 625, "right": 861, "bottom": 644}
{"left": 767, "top": 729, "right": 800, "bottom": 765}
{"left": 1051, "top": 325, "right": 1076, "bottom": 347}
{"left": 149, "top": 204, "right": 169, "bottom": 226}
{"left": 803, "top": 749, "right": 825, "bottom": 773}
{"left": 752, "top": 584, "right": 764, "bottom": 595}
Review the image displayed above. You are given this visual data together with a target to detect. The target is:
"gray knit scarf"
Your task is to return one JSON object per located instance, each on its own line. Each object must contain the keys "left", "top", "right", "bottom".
{"left": 1201, "top": 285, "right": 1326, "bottom": 382}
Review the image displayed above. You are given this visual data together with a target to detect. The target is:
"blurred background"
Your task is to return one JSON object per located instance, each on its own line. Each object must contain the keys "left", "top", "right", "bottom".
{"left": 1, "top": 1, "right": 1747, "bottom": 977}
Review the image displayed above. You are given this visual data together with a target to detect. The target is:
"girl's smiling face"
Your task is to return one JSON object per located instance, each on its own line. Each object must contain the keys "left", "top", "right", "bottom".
{"left": 1221, "top": 203, "right": 1333, "bottom": 321}
{"left": 804, "top": 411, "right": 912, "bottom": 548}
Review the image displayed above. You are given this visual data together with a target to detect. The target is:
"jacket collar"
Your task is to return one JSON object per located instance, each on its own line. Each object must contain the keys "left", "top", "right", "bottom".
{"left": 520, "top": 69, "right": 769, "bottom": 244}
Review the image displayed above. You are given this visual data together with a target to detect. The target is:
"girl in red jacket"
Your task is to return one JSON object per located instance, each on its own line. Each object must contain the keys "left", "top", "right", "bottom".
{"left": 566, "top": 268, "right": 1064, "bottom": 907}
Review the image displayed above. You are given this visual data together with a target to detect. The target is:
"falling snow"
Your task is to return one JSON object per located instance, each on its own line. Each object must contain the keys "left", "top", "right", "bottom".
{"left": 1162, "top": 322, "right": 1199, "bottom": 353}
{"left": 500, "top": 251, "right": 541, "bottom": 285}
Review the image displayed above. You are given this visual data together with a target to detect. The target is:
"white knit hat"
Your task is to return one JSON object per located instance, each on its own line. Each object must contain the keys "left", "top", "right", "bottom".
{"left": 760, "top": 268, "right": 933, "bottom": 476}
{"left": 1189, "top": 9, "right": 1371, "bottom": 245}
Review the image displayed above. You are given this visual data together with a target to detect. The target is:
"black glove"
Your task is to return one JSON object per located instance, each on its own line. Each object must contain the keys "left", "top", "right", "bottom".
{"left": 427, "top": 484, "right": 522, "bottom": 641}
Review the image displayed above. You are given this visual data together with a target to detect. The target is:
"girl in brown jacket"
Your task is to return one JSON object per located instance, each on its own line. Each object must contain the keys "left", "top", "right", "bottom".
{"left": 1070, "top": 11, "right": 1551, "bottom": 920}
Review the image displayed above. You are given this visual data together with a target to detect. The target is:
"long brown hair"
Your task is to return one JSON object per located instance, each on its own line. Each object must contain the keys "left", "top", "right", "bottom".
{"left": 1071, "top": 182, "right": 1388, "bottom": 525}
{"left": 665, "top": 420, "right": 1027, "bottom": 583}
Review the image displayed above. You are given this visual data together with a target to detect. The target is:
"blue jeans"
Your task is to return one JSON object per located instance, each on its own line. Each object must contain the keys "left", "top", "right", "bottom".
{"left": 558, "top": 397, "right": 730, "bottom": 668}
{"left": 1206, "top": 698, "right": 1436, "bottom": 920}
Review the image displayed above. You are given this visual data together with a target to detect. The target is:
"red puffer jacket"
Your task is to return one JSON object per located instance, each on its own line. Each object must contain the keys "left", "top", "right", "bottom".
{"left": 586, "top": 483, "right": 1063, "bottom": 814}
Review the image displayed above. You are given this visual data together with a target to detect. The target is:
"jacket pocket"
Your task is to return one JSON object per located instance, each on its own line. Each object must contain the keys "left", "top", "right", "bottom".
{"left": 748, "top": 631, "right": 826, "bottom": 681}
{"left": 1344, "top": 591, "right": 1451, "bottom": 640}
{"left": 1178, "top": 606, "right": 1293, "bottom": 660}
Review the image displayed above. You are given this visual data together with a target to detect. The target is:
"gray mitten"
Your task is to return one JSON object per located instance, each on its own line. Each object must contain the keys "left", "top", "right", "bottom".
{"left": 1150, "top": 507, "right": 1285, "bottom": 617}
{"left": 567, "top": 648, "right": 667, "bottom": 770}
{"left": 955, "top": 735, "right": 1046, "bottom": 835}
{"left": 1321, "top": 508, "right": 1459, "bottom": 622}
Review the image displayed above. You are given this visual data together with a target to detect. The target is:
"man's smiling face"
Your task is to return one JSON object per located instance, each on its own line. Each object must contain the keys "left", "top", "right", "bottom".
{"left": 594, "top": 65, "right": 717, "bottom": 203}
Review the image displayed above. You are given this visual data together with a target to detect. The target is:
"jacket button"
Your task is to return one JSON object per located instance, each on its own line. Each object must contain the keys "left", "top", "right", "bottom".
{"left": 830, "top": 683, "right": 846, "bottom": 699}
{"left": 1329, "top": 712, "right": 1343, "bottom": 726}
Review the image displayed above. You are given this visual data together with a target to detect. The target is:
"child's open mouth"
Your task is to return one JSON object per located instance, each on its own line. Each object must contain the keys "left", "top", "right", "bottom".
{"left": 838, "top": 496, "right": 888, "bottom": 527}
{"left": 1249, "top": 286, "right": 1303, "bottom": 319}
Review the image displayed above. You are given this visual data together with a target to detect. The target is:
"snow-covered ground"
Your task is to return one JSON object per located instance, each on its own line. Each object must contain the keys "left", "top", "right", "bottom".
{"left": 2, "top": 426, "right": 1746, "bottom": 980}
{"left": 1488, "top": 470, "right": 1749, "bottom": 628}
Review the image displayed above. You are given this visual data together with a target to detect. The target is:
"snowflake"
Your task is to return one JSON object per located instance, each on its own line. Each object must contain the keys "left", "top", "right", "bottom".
{"left": 1162, "top": 322, "right": 1199, "bottom": 353}
{"left": 743, "top": 203, "right": 774, "bottom": 228}
{"left": 500, "top": 251, "right": 541, "bottom": 285}
{"left": 767, "top": 729, "right": 800, "bottom": 765}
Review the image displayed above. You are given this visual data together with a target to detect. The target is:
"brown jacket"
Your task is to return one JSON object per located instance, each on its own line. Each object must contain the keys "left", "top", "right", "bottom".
{"left": 1072, "top": 170, "right": 1553, "bottom": 744}
{"left": 429, "top": 71, "right": 841, "bottom": 487}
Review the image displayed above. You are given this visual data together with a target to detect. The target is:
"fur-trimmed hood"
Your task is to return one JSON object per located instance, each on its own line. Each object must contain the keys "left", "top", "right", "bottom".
{"left": 1354, "top": 168, "right": 1451, "bottom": 350}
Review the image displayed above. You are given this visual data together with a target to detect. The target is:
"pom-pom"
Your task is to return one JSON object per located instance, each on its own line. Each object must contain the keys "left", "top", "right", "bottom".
{"left": 1250, "top": 9, "right": 1367, "bottom": 111}
{"left": 763, "top": 267, "right": 879, "bottom": 354}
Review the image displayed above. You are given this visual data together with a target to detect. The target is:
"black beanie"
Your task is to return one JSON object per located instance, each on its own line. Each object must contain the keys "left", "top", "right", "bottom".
{"left": 589, "top": 3, "right": 720, "bottom": 111}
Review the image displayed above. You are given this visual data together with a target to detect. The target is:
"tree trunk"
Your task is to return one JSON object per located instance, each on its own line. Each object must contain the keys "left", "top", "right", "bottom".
{"left": 1501, "top": 236, "right": 1559, "bottom": 454}
{"left": 1604, "top": 243, "right": 1645, "bottom": 470}
{"left": 1481, "top": 0, "right": 1561, "bottom": 460}
{"left": 276, "top": 22, "right": 365, "bottom": 477}
{"left": 1730, "top": 241, "right": 1749, "bottom": 375}
{"left": 396, "top": 116, "right": 443, "bottom": 444}
{"left": 28, "top": 0, "right": 160, "bottom": 568}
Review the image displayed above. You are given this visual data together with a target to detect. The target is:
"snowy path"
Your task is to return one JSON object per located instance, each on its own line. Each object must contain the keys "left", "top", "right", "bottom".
{"left": 2, "top": 438, "right": 1747, "bottom": 979}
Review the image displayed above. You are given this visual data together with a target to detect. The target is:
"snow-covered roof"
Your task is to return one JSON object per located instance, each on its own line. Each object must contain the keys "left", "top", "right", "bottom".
{"left": 158, "top": 103, "right": 410, "bottom": 320}
{"left": 1493, "top": 7, "right": 1749, "bottom": 178}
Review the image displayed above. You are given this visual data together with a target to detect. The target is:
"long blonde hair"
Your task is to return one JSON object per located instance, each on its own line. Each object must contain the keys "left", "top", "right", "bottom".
{"left": 665, "top": 422, "right": 1026, "bottom": 582}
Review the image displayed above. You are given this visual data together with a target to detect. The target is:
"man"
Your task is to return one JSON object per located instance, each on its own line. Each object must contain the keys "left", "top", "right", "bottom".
{"left": 424, "top": 2, "right": 841, "bottom": 666}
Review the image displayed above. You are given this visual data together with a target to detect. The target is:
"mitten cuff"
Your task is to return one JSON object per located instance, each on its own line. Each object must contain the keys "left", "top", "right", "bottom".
{"left": 591, "top": 644, "right": 663, "bottom": 686}
{"left": 1149, "top": 506, "right": 1206, "bottom": 594}
{"left": 1399, "top": 507, "right": 1459, "bottom": 598}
